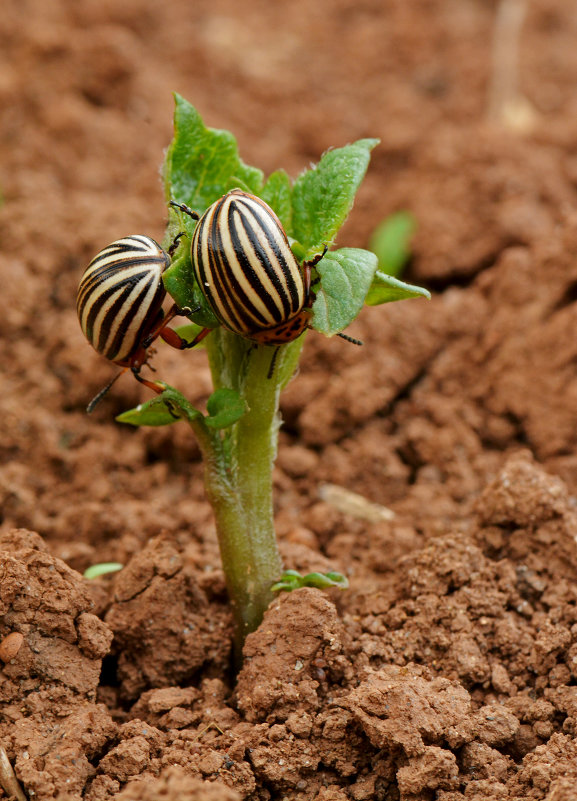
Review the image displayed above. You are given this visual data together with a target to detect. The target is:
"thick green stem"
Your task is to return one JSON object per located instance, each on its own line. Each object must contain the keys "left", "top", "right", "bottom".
{"left": 197, "top": 329, "right": 304, "bottom": 661}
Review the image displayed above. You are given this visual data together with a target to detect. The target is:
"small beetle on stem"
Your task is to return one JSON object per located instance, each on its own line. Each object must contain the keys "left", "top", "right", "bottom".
{"left": 77, "top": 233, "right": 201, "bottom": 411}
{"left": 170, "top": 190, "right": 362, "bottom": 350}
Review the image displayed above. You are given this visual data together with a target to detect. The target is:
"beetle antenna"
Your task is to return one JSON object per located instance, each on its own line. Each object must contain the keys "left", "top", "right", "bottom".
{"left": 170, "top": 200, "right": 200, "bottom": 221}
{"left": 337, "top": 332, "right": 363, "bottom": 346}
{"left": 86, "top": 370, "right": 126, "bottom": 414}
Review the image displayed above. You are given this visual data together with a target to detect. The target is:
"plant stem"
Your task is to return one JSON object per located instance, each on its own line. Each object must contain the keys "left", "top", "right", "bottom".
{"left": 198, "top": 329, "right": 304, "bottom": 662}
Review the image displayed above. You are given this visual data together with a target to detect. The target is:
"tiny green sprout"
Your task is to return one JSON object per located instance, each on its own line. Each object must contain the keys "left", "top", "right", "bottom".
{"left": 86, "top": 96, "right": 430, "bottom": 665}
{"left": 83, "top": 562, "right": 124, "bottom": 580}
{"left": 369, "top": 210, "right": 417, "bottom": 278}
{"left": 271, "top": 570, "right": 349, "bottom": 593}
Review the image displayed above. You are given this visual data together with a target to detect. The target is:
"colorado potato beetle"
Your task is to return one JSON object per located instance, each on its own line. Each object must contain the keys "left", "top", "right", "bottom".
{"left": 77, "top": 233, "right": 199, "bottom": 411}
{"left": 171, "top": 190, "right": 353, "bottom": 348}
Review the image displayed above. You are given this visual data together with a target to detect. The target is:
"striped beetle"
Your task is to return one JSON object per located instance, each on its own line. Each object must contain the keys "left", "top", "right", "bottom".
{"left": 170, "top": 190, "right": 360, "bottom": 349}
{"left": 77, "top": 233, "right": 198, "bottom": 411}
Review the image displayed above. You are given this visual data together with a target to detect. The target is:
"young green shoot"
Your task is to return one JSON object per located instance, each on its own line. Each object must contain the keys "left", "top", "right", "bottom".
{"left": 113, "top": 96, "right": 430, "bottom": 662}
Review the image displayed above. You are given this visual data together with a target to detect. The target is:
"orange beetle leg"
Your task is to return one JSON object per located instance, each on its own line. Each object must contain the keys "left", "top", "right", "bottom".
{"left": 130, "top": 366, "right": 168, "bottom": 395}
{"left": 159, "top": 323, "right": 212, "bottom": 350}
{"left": 142, "top": 304, "right": 204, "bottom": 350}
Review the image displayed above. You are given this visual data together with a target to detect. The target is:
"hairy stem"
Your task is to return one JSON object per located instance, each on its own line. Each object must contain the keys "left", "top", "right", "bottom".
{"left": 199, "top": 329, "right": 304, "bottom": 662}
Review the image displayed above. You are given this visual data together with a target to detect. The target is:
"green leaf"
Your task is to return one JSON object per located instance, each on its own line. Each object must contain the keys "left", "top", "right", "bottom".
{"left": 369, "top": 211, "right": 416, "bottom": 277}
{"left": 311, "top": 248, "right": 378, "bottom": 335}
{"left": 162, "top": 97, "right": 266, "bottom": 328}
{"left": 164, "top": 95, "right": 263, "bottom": 215}
{"left": 291, "top": 138, "right": 379, "bottom": 254}
{"left": 116, "top": 397, "right": 181, "bottom": 427}
{"left": 174, "top": 321, "right": 209, "bottom": 346}
{"left": 116, "top": 384, "right": 245, "bottom": 430}
{"left": 271, "top": 569, "right": 349, "bottom": 593}
{"left": 84, "top": 562, "right": 123, "bottom": 580}
{"left": 163, "top": 247, "right": 221, "bottom": 329}
{"left": 116, "top": 384, "right": 204, "bottom": 427}
{"left": 261, "top": 169, "right": 293, "bottom": 232}
{"left": 205, "top": 388, "right": 247, "bottom": 429}
{"left": 365, "top": 271, "right": 431, "bottom": 306}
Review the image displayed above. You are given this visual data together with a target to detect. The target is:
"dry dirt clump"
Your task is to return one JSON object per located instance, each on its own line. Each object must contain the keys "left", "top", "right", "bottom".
{"left": 235, "top": 588, "right": 352, "bottom": 722}
{"left": 115, "top": 767, "right": 242, "bottom": 801}
{"left": 0, "top": 529, "right": 116, "bottom": 799}
{"left": 104, "top": 533, "right": 233, "bottom": 700}
{"left": 3, "top": 456, "right": 577, "bottom": 799}
{"left": 349, "top": 454, "right": 577, "bottom": 701}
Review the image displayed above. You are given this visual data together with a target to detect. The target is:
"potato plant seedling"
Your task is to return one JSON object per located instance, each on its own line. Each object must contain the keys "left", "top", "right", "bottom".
{"left": 83, "top": 95, "right": 429, "bottom": 663}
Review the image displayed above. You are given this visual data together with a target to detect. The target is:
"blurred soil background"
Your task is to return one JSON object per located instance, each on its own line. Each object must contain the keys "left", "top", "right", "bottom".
{"left": 3, "top": 1, "right": 577, "bottom": 799}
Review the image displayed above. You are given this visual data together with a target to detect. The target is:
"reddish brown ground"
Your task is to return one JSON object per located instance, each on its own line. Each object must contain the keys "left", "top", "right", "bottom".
{"left": 2, "top": 1, "right": 577, "bottom": 799}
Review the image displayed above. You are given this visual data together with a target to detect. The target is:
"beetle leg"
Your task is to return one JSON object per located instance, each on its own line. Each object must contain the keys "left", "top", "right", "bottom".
{"left": 174, "top": 304, "right": 203, "bottom": 318}
{"left": 130, "top": 365, "right": 166, "bottom": 394}
{"left": 302, "top": 245, "right": 328, "bottom": 297}
{"left": 141, "top": 304, "right": 201, "bottom": 349}
{"left": 167, "top": 231, "right": 186, "bottom": 257}
{"left": 267, "top": 347, "right": 280, "bottom": 380}
{"left": 159, "top": 324, "right": 212, "bottom": 350}
{"left": 305, "top": 244, "right": 328, "bottom": 269}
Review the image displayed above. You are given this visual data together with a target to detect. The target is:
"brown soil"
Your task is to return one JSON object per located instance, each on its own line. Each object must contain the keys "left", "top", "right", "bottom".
{"left": 3, "top": 1, "right": 577, "bottom": 799}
